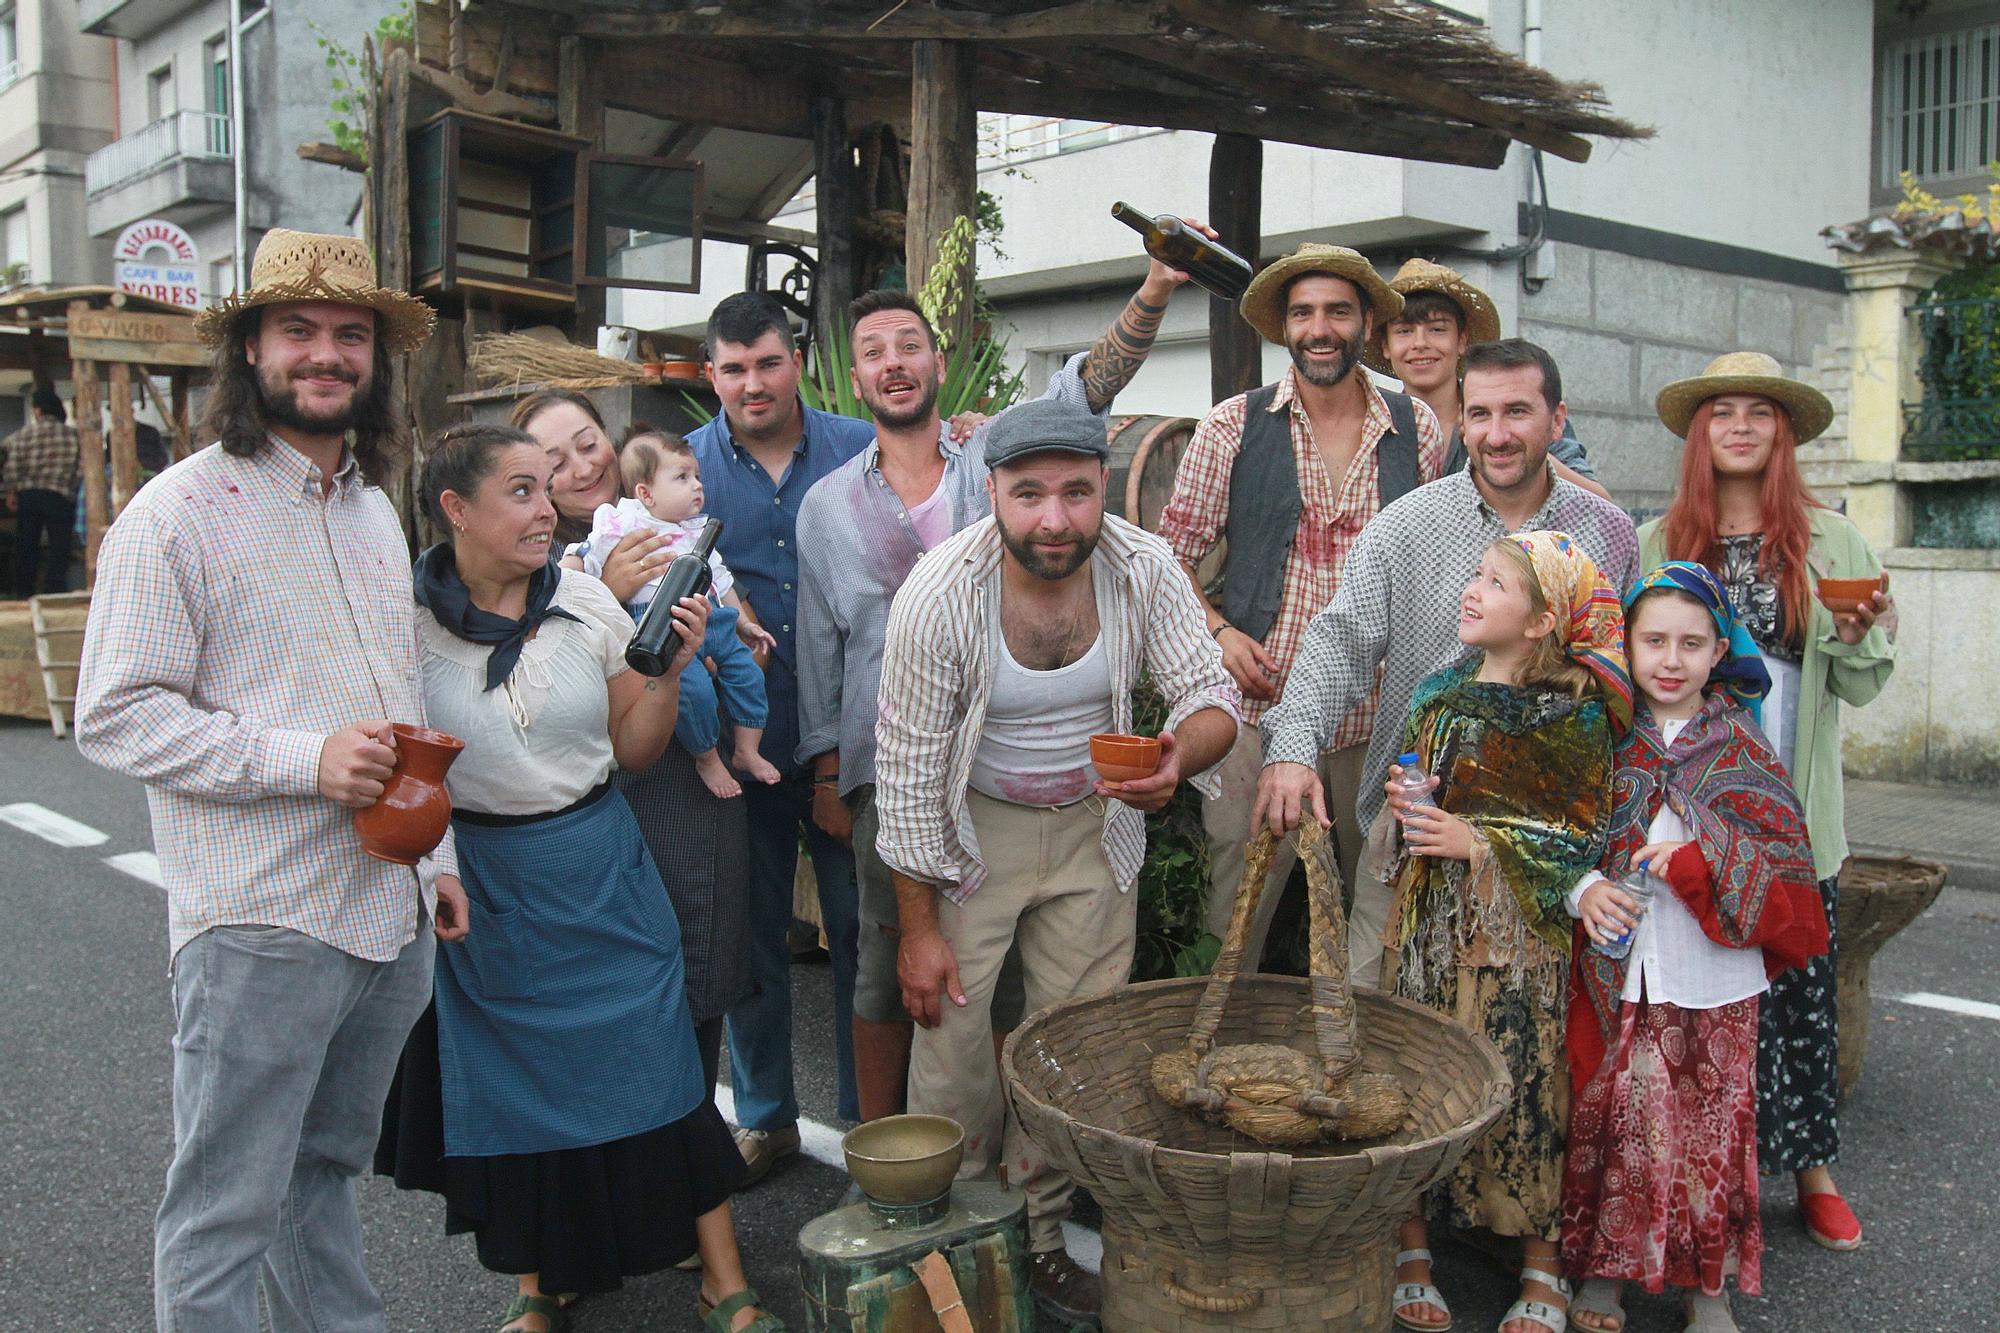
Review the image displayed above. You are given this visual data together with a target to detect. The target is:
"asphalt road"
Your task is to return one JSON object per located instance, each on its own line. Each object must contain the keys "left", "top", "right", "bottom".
{"left": 4, "top": 713, "right": 1996, "bottom": 1332}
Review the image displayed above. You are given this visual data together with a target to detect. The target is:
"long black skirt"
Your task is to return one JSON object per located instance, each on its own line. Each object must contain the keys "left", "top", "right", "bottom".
{"left": 1756, "top": 873, "right": 1841, "bottom": 1172}
{"left": 374, "top": 1003, "right": 746, "bottom": 1295}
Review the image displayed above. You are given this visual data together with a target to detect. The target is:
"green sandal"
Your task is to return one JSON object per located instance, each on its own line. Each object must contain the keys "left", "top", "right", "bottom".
{"left": 497, "top": 1292, "right": 567, "bottom": 1333}
{"left": 700, "top": 1286, "right": 788, "bottom": 1332}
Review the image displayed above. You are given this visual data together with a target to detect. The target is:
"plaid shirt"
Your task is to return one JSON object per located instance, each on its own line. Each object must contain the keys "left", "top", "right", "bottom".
{"left": 873, "top": 514, "right": 1239, "bottom": 902}
{"left": 1261, "top": 466, "right": 1639, "bottom": 831}
{"left": 76, "top": 439, "right": 454, "bottom": 966}
{"left": 1155, "top": 368, "right": 1447, "bottom": 733}
{"left": 1, "top": 416, "right": 81, "bottom": 495}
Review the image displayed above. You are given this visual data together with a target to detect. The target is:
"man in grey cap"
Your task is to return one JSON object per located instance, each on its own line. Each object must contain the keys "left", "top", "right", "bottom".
{"left": 870, "top": 398, "right": 1239, "bottom": 1321}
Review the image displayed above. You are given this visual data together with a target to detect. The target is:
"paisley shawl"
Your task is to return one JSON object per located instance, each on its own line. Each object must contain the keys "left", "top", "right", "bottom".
{"left": 1389, "top": 657, "right": 1615, "bottom": 997}
{"left": 1566, "top": 690, "right": 1829, "bottom": 1085}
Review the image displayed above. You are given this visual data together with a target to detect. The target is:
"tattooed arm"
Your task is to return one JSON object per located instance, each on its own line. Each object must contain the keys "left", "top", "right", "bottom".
{"left": 1079, "top": 216, "right": 1221, "bottom": 412}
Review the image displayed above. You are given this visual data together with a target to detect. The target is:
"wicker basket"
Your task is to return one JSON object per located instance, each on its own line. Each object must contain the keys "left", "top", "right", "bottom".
{"left": 1835, "top": 854, "right": 1946, "bottom": 1100}
{"left": 1004, "top": 889, "right": 1512, "bottom": 1331}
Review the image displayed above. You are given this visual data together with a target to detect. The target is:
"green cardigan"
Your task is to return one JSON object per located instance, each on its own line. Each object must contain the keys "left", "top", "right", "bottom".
{"left": 1638, "top": 508, "right": 1896, "bottom": 880}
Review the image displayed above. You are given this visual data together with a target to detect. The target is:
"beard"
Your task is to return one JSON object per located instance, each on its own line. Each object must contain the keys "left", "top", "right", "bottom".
{"left": 1287, "top": 327, "right": 1365, "bottom": 388}
{"left": 257, "top": 362, "right": 372, "bottom": 437}
{"left": 996, "top": 511, "right": 1101, "bottom": 582}
{"left": 860, "top": 373, "right": 941, "bottom": 430}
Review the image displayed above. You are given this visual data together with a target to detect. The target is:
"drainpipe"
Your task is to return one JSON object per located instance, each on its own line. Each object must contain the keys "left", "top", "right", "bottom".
{"left": 229, "top": 0, "right": 247, "bottom": 288}
{"left": 1519, "top": 0, "right": 1552, "bottom": 291}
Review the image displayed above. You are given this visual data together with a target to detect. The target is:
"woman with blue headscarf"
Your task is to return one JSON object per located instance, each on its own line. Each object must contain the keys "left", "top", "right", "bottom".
{"left": 1559, "top": 563, "right": 1829, "bottom": 1333}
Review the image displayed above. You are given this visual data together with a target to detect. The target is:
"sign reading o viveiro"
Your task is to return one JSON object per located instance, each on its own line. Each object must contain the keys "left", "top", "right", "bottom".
{"left": 113, "top": 220, "right": 203, "bottom": 309}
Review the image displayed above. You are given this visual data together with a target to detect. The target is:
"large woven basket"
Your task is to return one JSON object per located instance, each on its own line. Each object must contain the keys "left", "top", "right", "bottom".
{"left": 1004, "top": 976, "right": 1510, "bottom": 1328}
{"left": 1835, "top": 854, "right": 1946, "bottom": 1100}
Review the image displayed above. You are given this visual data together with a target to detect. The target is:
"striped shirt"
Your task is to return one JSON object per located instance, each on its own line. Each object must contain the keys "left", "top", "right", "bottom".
{"left": 874, "top": 513, "right": 1240, "bottom": 903}
{"left": 1, "top": 416, "right": 81, "bottom": 495}
{"left": 1155, "top": 368, "right": 1447, "bottom": 731}
{"left": 75, "top": 439, "right": 454, "bottom": 966}
{"left": 1260, "top": 465, "right": 1639, "bottom": 831}
{"left": 794, "top": 351, "right": 1094, "bottom": 793}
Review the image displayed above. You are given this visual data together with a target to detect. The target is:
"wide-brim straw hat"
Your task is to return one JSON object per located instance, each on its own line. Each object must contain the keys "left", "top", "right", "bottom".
{"left": 1655, "top": 351, "right": 1833, "bottom": 443}
{"left": 1362, "top": 257, "right": 1503, "bottom": 374}
{"left": 1239, "top": 243, "right": 1402, "bottom": 345}
{"left": 194, "top": 227, "right": 436, "bottom": 354}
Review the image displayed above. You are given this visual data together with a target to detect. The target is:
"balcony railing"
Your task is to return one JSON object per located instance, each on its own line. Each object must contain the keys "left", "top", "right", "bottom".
{"left": 1906, "top": 294, "right": 2000, "bottom": 461}
{"left": 85, "top": 109, "right": 232, "bottom": 197}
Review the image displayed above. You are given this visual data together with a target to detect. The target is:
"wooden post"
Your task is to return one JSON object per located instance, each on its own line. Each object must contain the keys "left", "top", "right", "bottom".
{"left": 170, "top": 372, "right": 192, "bottom": 461}
{"left": 108, "top": 363, "right": 138, "bottom": 518}
{"left": 906, "top": 39, "right": 976, "bottom": 349}
{"left": 559, "top": 35, "right": 608, "bottom": 343}
{"left": 812, "top": 93, "right": 859, "bottom": 359}
{"left": 73, "top": 360, "right": 107, "bottom": 586}
{"left": 1208, "top": 132, "right": 1264, "bottom": 405}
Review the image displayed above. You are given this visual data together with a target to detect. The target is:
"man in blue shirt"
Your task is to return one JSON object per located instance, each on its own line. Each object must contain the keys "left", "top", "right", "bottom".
{"left": 686, "top": 292, "right": 877, "bottom": 1169}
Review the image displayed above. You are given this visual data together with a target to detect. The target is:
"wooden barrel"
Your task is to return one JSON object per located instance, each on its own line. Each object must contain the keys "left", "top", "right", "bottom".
{"left": 1834, "top": 854, "right": 1947, "bottom": 1101}
{"left": 1106, "top": 414, "right": 1198, "bottom": 531}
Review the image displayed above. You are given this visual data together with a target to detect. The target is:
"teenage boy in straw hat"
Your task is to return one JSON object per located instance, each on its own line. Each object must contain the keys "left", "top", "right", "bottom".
{"left": 1156, "top": 242, "right": 1448, "bottom": 975}
{"left": 75, "top": 228, "right": 467, "bottom": 1331}
{"left": 1366, "top": 256, "right": 1610, "bottom": 499}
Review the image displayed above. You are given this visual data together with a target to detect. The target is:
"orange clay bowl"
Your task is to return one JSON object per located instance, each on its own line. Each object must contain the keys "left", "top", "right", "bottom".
{"left": 1817, "top": 575, "right": 1883, "bottom": 614}
{"left": 1091, "top": 733, "right": 1161, "bottom": 785}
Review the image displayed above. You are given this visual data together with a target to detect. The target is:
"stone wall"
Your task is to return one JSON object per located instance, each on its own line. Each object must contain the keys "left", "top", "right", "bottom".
{"left": 1518, "top": 240, "right": 1847, "bottom": 515}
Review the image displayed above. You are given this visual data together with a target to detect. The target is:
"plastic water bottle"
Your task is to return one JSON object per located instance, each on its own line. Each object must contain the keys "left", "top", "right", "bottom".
{"left": 1592, "top": 867, "right": 1656, "bottom": 959}
{"left": 1393, "top": 752, "right": 1437, "bottom": 808}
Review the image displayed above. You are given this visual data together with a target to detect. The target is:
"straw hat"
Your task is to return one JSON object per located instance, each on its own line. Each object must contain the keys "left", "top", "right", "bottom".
{"left": 194, "top": 228, "right": 436, "bottom": 354}
{"left": 1655, "top": 351, "right": 1833, "bottom": 443}
{"left": 1239, "top": 243, "right": 1402, "bottom": 345}
{"left": 1361, "top": 257, "right": 1503, "bottom": 373}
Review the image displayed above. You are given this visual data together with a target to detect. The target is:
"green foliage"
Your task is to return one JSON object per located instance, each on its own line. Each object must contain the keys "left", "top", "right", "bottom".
{"left": 1129, "top": 676, "right": 1223, "bottom": 982}
{"left": 1912, "top": 266, "right": 2000, "bottom": 461}
{"left": 308, "top": 7, "right": 412, "bottom": 165}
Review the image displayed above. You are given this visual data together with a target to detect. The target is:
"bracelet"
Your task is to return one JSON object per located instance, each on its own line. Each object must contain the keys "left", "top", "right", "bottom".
{"left": 1210, "top": 622, "right": 1232, "bottom": 641}
{"left": 811, "top": 774, "right": 839, "bottom": 787}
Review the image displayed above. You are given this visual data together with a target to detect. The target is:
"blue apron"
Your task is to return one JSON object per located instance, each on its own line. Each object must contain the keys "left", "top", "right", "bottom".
{"left": 436, "top": 785, "right": 705, "bottom": 1156}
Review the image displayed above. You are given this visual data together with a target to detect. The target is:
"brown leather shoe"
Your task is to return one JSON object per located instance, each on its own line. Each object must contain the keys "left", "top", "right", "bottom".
{"left": 1027, "top": 1249, "right": 1102, "bottom": 1325}
{"left": 732, "top": 1123, "right": 800, "bottom": 1189}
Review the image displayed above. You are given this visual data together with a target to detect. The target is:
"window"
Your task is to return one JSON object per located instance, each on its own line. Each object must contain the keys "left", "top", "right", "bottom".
{"left": 205, "top": 37, "right": 228, "bottom": 116}
{"left": 209, "top": 256, "right": 234, "bottom": 303}
{"left": 147, "top": 64, "right": 176, "bottom": 123}
{"left": 0, "top": 5, "right": 19, "bottom": 92}
{"left": 1, "top": 206, "right": 28, "bottom": 284}
{"left": 1879, "top": 22, "right": 2000, "bottom": 189}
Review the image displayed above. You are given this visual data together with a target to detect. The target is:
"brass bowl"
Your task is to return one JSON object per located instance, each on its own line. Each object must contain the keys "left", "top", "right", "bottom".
{"left": 841, "top": 1114, "right": 965, "bottom": 1205}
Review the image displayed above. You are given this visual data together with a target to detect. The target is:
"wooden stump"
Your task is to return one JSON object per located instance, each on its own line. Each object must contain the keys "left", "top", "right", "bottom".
{"left": 1835, "top": 854, "right": 1947, "bottom": 1101}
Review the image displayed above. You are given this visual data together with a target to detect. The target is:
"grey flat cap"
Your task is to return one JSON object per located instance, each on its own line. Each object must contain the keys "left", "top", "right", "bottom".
{"left": 982, "top": 397, "right": 1110, "bottom": 469}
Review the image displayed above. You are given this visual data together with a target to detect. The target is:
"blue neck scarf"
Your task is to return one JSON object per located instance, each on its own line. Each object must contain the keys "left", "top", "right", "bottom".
{"left": 1624, "top": 561, "right": 1770, "bottom": 720}
{"left": 412, "top": 544, "right": 582, "bottom": 692}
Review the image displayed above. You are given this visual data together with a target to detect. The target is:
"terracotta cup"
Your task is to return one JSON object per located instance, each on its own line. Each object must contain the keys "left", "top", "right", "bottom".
{"left": 354, "top": 723, "right": 466, "bottom": 865}
{"left": 1090, "top": 732, "right": 1162, "bottom": 784}
{"left": 1816, "top": 574, "right": 1885, "bottom": 615}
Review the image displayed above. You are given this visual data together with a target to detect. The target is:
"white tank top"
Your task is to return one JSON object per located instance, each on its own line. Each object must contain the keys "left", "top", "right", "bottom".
{"left": 967, "top": 625, "right": 1113, "bottom": 807}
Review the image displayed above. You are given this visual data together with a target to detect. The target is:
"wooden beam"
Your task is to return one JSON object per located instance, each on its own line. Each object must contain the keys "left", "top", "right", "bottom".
{"left": 297, "top": 142, "right": 367, "bottom": 173}
{"left": 136, "top": 369, "right": 193, "bottom": 462}
{"left": 170, "top": 373, "right": 192, "bottom": 463}
{"left": 1165, "top": 0, "right": 1593, "bottom": 163}
{"left": 71, "top": 354, "right": 106, "bottom": 586}
{"left": 745, "top": 142, "right": 818, "bottom": 222}
{"left": 907, "top": 40, "right": 977, "bottom": 350}
{"left": 812, "top": 94, "right": 858, "bottom": 356}
{"left": 559, "top": 35, "right": 607, "bottom": 341}
{"left": 596, "top": 44, "right": 905, "bottom": 138}
{"left": 1208, "top": 133, "right": 1263, "bottom": 405}
{"left": 407, "top": 59, "right": 557, "bottom": 125}
{"left": 377, "top": 49, "right": 414, "bottom": 294}
{"left": 107, "top": 363, "right": 138, "bottom": 518}
{"left": 567, "top": 0, "right": 1169, "bottom": 43}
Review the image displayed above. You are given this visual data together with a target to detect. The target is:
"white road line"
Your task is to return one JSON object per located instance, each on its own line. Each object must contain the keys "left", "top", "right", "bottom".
{"left": 0, "top": 802, "right": 109, "bottom": 848}
{"left": 711, "top": 1085, "right": 1103, "bottom": 1272}
{"left": 104, "top": 851, "right": 165, "bottom": 889}
{"left": 1893, "top": 991, "right": 2000, "bottom": 1022}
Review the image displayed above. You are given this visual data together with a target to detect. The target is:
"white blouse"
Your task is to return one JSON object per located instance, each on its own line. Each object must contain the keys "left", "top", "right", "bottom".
{"left": 1568, "top": 718, "right": 1770, "bottom": 1010}
{"left": 420, "top": 569, "right": 634, "bottom": 816}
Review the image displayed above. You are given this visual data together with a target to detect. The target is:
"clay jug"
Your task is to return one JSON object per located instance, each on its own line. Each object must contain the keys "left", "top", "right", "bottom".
{"left": 354, "top": 723, "right": 466, "bottom": 865}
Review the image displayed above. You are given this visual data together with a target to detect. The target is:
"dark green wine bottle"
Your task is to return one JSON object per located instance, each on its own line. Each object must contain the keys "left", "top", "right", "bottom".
{"left": 1110, "top": 202, "right": 1254, "bottom": 301}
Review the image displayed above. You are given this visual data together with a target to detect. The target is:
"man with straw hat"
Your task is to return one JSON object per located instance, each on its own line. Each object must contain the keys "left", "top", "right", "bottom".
{"left": 1157, "top": 242, "right": 1448, "bottom": 975}
{"left": 76, "top": 228, "right": 464, "bottom": 1331}
{"left": 1366, "top": 256, "right": 1607, "bottom": 497}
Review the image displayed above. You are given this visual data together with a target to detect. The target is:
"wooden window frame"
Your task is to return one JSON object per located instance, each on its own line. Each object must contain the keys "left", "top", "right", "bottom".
{"left": 572, "top": 151, "right": 705, "bottom": 295}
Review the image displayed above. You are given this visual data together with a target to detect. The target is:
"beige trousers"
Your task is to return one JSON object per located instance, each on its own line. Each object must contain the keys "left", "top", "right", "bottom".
{"left": 906, "top": 789, "right": 1135, "bottom": 1252}
{"left": 1202, "top": 730, "right": 1386, "bottom": 984}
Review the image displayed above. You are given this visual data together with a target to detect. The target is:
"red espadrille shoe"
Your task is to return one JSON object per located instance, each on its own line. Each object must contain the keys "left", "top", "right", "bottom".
{"left": 1800, "top": 1188, "right": 1862, "bottom": 1250}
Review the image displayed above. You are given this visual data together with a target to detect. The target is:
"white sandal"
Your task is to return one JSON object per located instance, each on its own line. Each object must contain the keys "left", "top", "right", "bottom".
{"left": 1499, "top": 1266, "right": 1570, "bottom": 1333}
{"left": 1682, "top": 1292, "right": 1740, "bottom": 1332}
{"left": 1392, "top": 1247, "right": 1454, "bottom": 1332}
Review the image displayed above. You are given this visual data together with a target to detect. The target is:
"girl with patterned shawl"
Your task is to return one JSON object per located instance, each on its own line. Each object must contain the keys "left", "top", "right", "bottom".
{"left": 1560, "top": 563, "right": 1828, "bottom": 1333}
{"left": 1386, "top": 531, "right": 1625, "bottom": 1333}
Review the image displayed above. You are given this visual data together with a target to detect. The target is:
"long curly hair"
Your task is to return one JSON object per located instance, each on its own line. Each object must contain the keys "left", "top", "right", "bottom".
{"left": 197, "top": 308, "right": 407, "bottom": 488}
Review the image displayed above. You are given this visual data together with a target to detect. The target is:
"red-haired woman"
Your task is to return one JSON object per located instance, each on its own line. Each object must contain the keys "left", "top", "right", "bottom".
{"left": 1639, "top": 352, "right": 1895, "bottom": 1258}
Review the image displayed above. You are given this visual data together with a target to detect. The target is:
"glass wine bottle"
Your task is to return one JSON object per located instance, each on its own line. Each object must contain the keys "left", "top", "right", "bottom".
{"left": 1110, "top": 202, "right": 1255, "bottom": 301}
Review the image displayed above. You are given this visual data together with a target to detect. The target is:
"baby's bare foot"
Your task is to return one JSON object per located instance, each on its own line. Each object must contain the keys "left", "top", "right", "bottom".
{"left": 735, "top": 747, "right": 783, "bottom": 785}
{"left": 694, "top": 749, "right": 743, "bottom": 799}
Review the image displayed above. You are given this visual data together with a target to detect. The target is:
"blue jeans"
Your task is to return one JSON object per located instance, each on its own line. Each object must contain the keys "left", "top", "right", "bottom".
{"left": 671, "top": 605, "right": 770, "bottom": 756}
{"left": 727, "top": 772, "right": 861, "bottom": 1124}
{"left": 155, "top": 924, "right": 435, "bottom": 1331}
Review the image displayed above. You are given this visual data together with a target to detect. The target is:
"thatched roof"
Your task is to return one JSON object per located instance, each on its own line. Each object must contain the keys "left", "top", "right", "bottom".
{"left": 451, "top": 0, "right": 1647, "bottom": 169}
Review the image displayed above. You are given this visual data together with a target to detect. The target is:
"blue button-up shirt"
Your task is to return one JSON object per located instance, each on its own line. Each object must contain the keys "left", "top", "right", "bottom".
{"left": 686, "top": 401, "right": 877, "bottom": 770}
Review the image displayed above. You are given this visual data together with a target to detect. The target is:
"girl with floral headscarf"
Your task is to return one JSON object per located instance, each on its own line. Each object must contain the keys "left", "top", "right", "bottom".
{"left": 1559, "top": 563, "right": 1827, "bottom": 1333}
{"left": 1384, "top": 530, "right": 1625, "bottom": 1333}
